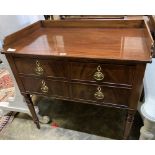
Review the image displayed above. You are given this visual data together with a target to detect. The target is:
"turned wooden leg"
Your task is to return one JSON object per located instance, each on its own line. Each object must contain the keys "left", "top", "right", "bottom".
{"left": 23, "top": 94, "right": 40, "bottom": 129}
{"left": 123, "top": 110, "right": 136, "bottom": 140}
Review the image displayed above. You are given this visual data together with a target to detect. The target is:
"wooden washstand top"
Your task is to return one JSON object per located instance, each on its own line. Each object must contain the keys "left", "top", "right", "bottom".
{"left": 2, "top": 19, "right": 154, "bottom": 63}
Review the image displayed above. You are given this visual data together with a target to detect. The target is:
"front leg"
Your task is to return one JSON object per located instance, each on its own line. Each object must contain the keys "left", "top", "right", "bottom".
{"left": 23, "top": 94, "right": 40, "bottom": 129}
{"left": 32, "top": 95, "right": 51, "bottom": 124}
{"left": 123, "top": 110, "right": 136, "bottom": 139}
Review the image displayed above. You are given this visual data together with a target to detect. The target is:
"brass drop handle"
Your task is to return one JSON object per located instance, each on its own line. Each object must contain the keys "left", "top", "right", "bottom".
{"left": 41, "top": 80, "right": 48, "bottom": 93}
{"left": 94, "top": 86, "right": 104, "bottom": 100}
{"left": 35, "top": 60, "right": 44, "bottom": 75}
{"left": 93, "top": 65, "right": 104, "bottom": 81}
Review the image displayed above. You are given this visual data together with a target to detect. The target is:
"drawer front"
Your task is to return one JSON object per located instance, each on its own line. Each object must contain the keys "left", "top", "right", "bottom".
{"left": 21, "top": 77, "right": 69, "bottom": 98}
{"left": 14, "top": 58, "right": 68, "bottom": 78}
{"left": 71, "top": 83, "right": 130, "bottom": 106}
{"left": 70, "top": 62, "right": 134, "bottom": 85}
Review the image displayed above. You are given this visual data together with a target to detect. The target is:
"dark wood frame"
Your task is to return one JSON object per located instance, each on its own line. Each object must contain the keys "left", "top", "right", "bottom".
{"left": 1, "top": 19, "right": 154, "bottom": 139}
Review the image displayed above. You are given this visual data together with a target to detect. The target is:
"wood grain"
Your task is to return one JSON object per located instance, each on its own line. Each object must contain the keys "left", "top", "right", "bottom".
{"left": 3, "top": 27, "right": 152, "bottom": 62}
{"left": 70, "top": 62, "right": 134, "bottom": 86}
{"left": 70, "top": 82, "right": 131, "bottom": 106}
{"left": 41, "top": 20, "right": 143, "bottom": 28}
{"left": 14, "top": 57, "right": 68, "bottom": 79}
{"left": 21, "top": 77, "right": 69, "bottom": 98}
{"left": 2, "top": 19, "right": 153, "bottom": 139}
{"left": 3, "top": 21, "right": 41, "bottom": 47}
{"left": 142, "top": 20, "right": 154, "bottom": 57}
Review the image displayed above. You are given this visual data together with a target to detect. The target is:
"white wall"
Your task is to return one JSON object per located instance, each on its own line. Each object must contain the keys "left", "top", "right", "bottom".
{"left": 0, "top": 15, "right": 44, "bottom": 48}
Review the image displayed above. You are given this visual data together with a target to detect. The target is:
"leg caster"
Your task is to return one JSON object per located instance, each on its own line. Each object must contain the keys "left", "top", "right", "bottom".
{"left": 34, "top": 105, "right": 51, "bottom": 124}
{"left": 38, "top": 115, "right": 50, "bottom": 124}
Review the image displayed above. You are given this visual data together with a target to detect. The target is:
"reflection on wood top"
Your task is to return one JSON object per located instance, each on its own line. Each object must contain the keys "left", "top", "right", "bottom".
{"left": 3, "top": 27, "right": 152, "bottom": 62}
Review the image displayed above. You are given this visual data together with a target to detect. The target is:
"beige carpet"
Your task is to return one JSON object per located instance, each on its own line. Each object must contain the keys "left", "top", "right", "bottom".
{"left": 0, "top": 113, "right": 110, "bottom": 140}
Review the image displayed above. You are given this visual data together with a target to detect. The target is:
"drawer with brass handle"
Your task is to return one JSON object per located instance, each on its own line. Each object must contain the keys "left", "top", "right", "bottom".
{"left": 20, "top": 77, "right": 69, "bottom": 98}
{"left": 35, "top": 60, "right": 44, "bottom": 75}
{"left": 14, "top": 57, "right": 68, "bottom": 79}
{"left": 93, "top": 65, "right": 104, "bottom": 81}
{"left": 94, "top": 86, "right": 104, "bottom": 100}
{"left": 41, "top": 80, "right": 48, "bottom": 93}
{"left": 70, "top": 62, "right": 134, "bottom": 86}
{"left": 71, "top": 82, "right": 130, "bottom": 106}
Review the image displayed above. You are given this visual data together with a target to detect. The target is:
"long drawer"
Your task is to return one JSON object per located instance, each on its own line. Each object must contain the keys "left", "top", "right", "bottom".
{"left": 20, "top": 77, "right": 130, "bottom": 106}
{"left": 70, "top": 62, "right": 134, "bottom": 86}
{"left": 70, "top": 82, "right": 131, "bottom": 106}
{"left": 14, "top": 58, "right": 134, "bottom": 86}
{"left": 20, "top": 77, "right": 69, "bottom": 98}
{"left": 14, "top": 58, "right": 68, "bottom": 79}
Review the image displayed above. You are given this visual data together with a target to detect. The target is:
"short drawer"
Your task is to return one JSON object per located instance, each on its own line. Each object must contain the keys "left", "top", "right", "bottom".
{"left": 14, "top": 58, "right": 68, "bottom": 79}
{"left": 21, "top": 77, "right": 69, "bottom": 98}
{"left": 71, "top": 83, "right": 131, "bottom": 106}
{"left": 70, "top": 62, "right": 134, "bottom": 85}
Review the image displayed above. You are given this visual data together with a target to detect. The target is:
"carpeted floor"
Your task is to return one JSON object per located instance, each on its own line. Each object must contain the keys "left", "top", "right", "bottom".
{"left": 0, "top": 99, "right": 143, "bottom": 140}
{"left": 0, "top": 97, "right": 143, "bottom": 140}
{"left": 0, "top": 68, "right": 14, "bottom": 101}
{"left": 0, "top": 68, "right": 15, "bottom": 132}
{"left": 0, "top": 112, "right": 109, "bottom": 140}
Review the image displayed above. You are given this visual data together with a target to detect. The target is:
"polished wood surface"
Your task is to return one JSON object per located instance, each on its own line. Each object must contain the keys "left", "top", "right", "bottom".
{"left": 70, "top": 62, "right": 134, "bottom": 86}
{"left": 2, "top": 19, "right": 154, "bottom": 139}
{"left": 2, "top": 20, "right": 154, "bottom": 63}
{"left": 21, "top": 77, "right": 69, "bottom": 98}
{"left": 14, "top": 57, "right": 134, "bottom": 86}
{"left": 71, "top": 82, "right": 130, "bottom": 106}
{"left": 14, "top": 57, "right": 68, "bottom": 79}
{"left": 3, "top": 27, "right": 151, "bottom": 62}
{"left": 3, "top": 21, "right": 41, "bottom": 46}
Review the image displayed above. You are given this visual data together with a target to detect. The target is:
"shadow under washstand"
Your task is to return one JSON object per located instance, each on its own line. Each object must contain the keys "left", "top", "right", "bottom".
{"left": 37, "top": 97, "right": 132, "bottom": 139}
